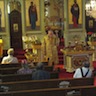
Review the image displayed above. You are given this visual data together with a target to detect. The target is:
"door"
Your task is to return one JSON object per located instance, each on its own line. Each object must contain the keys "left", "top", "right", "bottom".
{"left": 9, "top": 10, "right": 23, "bottom": 49}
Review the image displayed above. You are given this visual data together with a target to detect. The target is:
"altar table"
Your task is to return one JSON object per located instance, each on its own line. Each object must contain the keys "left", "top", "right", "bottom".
{"left": 62, "top": 50, "right": 95, "bottom": 72}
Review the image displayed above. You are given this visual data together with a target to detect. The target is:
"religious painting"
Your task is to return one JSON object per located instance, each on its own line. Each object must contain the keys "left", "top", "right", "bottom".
{"left": 0, "top": 1, "right": 5, "bottom": 32}
{"left": 44, "top": 0, "right": 64, "bottom": 28}
{"left": 44, "top": 0, "right": 64, "bottom": 38}
{"left": 68, "top": 0, "right": 83, "bottom": 29}
{"left": 13, "top": 23, "right": 18, "bottom": 32}
{"left": 72, "top": 54, "right": 89, "bottom": 69}
{"left": 25, "top": 0, "right": 40, "bottom": 31}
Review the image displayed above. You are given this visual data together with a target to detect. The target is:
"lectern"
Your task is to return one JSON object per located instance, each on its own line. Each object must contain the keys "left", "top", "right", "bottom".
{"left": 32, "top": 44, "right": 41, "bottom": 62}
{"left": 32, "top": 44, "right": 48, "bottom": 63}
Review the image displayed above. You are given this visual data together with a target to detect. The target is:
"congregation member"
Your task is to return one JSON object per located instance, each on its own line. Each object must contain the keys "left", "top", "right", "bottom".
{"left": 42, "top": 29, "right": 59, "bottom": 66}
{"left": 32, "top": 62, "right": 50, "bottom": 80}
{"left": 1, "top": 48, "right": 18, "bottom": 64}
{"left": 73, "top": 61, "right": 92, "bottom": 78}
{"left": 17, "top": 59, "right": 33, "bottom": 74}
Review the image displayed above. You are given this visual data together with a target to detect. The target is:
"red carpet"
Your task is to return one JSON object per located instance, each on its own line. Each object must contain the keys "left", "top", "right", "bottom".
{"left": 54, "top": 64, "right": 73, "bottom": 79}
{"left": 59, "top": 69, "right": 73, "bottom": 78}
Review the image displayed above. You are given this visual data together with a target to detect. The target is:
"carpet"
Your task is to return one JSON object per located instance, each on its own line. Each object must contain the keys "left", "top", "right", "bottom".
{"left": 54, "top": 64, "right": 73, "bottom": 79}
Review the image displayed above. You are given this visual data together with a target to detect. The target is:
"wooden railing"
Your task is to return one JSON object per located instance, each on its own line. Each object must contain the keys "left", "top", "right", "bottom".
{"left": 0, "top": 77, "right": 94, "bottom": 91}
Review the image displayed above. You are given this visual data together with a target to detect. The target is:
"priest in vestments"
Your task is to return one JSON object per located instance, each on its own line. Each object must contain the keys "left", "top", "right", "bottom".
{"left": 42, "top": 29, "right": 59, "bottom": 66}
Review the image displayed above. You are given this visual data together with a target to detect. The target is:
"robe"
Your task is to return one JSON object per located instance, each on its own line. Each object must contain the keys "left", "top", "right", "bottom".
{"left": 42, "top": 34, "right": 59, "bottom": 66}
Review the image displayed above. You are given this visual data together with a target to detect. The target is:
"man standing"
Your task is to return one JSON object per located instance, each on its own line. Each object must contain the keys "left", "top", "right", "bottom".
{"left": 28, "top": 2, "right": 38, "bottom": 29}
{"left": 42, "top": 29, "right": 59, "bottom": 66}
{"left": 71, "top": 0, "right": 80, "bottom": 28}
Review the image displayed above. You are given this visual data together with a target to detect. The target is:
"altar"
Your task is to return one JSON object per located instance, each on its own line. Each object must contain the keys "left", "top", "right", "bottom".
{"left": 90, "top": 41, "right": 96, "bottom": 59}
{"left": 62, "top": 50, "right": 95, "bottom": 72}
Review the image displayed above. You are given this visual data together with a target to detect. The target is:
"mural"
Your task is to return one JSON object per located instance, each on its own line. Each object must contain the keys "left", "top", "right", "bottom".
{"left": 44, "top": 0, "right": 64, "bottom": 30}
{"left": 0, "top": 1, "right": 5, "bottom": 32}
{"left": 68, "top": 0, "right": 82, "bottom": 29}
{"left": 25, "top": 0, "right": 40, "bottom": 31}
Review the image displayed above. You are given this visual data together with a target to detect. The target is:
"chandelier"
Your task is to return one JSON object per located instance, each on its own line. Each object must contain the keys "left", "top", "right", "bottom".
{"left": 86, "top": 0, "right": 96, "bottom": 18}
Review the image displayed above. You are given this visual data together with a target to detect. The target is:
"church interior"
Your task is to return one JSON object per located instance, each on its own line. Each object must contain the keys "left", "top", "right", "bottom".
{"left": 0, "top": 0, "right": 96, "bottom": 95}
